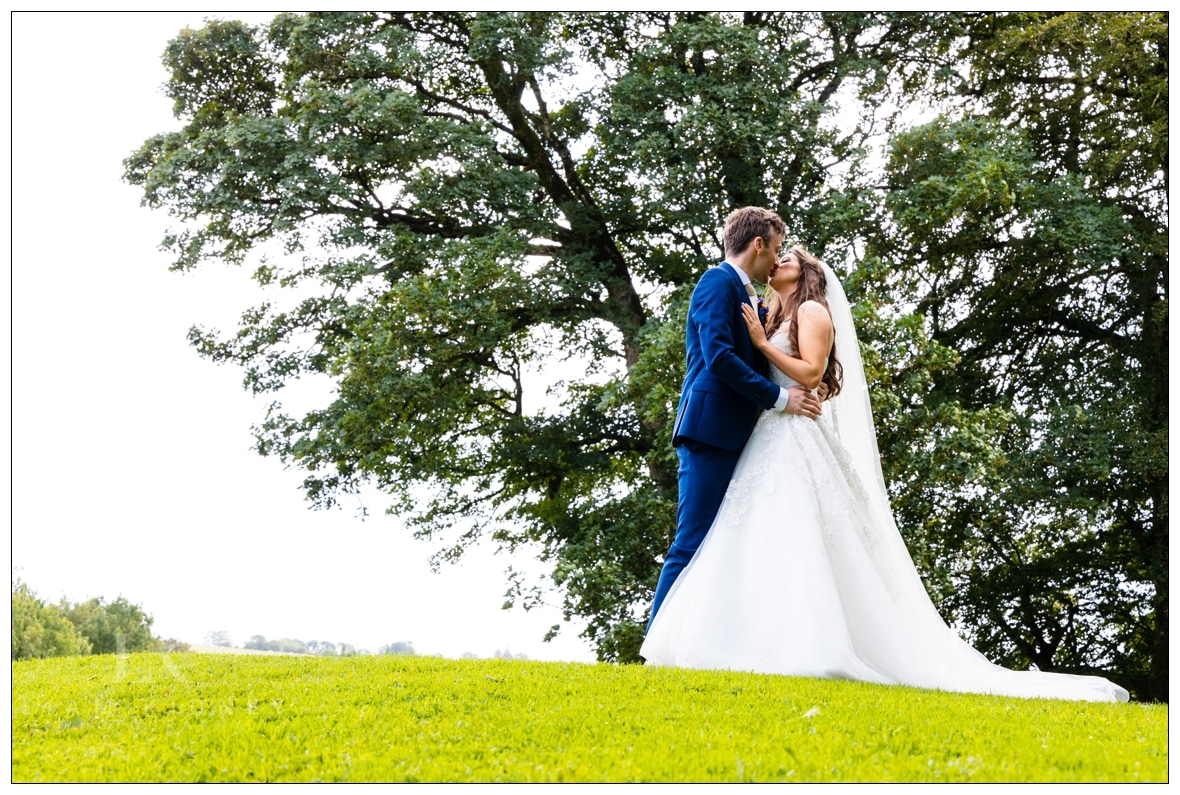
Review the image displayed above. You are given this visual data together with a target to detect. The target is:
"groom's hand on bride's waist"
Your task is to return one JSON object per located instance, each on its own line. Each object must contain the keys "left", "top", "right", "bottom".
{"left": 782, "top": 386, "right": 821, "bottom": 420}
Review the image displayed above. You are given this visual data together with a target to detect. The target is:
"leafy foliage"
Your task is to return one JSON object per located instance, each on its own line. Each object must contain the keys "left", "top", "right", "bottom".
{"left": 863, "top": 12, "right": 1168, "bottom": 701}
{"left": 11, "top": 580, "right": 91, "bottom": 660}
{"left": 11, "top": 580, "right": 162, "bottom": 660}
{"left": 63, "top": 596, "right": 156, "bottom": 655}
{"left": 125, "top": 12, "right": 1165, "bottom": 698}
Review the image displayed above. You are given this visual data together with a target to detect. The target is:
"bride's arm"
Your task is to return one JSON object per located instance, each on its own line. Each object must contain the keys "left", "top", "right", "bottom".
{"left": 741, "top": 301, "right": 834, "bottom": 391}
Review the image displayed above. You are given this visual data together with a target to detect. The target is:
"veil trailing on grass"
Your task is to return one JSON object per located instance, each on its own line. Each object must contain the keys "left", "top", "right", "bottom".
{"left": 816, "top": 261, "right": 1129, "bottom": 702}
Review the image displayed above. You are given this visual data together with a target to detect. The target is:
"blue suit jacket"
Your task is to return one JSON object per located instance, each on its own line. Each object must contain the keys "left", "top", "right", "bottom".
{"left": 672, "top": 263, "right": 782, "bottom": 451}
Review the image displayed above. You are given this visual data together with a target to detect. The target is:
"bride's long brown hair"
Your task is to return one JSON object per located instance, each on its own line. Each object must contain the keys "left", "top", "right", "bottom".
{"left": 764, "top": 246, "right": 843, "bottom": 399}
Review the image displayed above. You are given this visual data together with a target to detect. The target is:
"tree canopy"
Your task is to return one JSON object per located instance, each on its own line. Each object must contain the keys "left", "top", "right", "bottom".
{"left": 63, "top": 595, "right": 156, "bottom": 655}
{"left": 126, "top": 12, "right": 1167, "bottom": 700}
{"left": 869, "top": 12, "right": 1167, "bottom": 701}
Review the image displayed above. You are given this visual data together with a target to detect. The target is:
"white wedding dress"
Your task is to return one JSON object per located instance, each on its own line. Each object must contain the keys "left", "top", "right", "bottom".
{"left": 640, "top": 268, "right": 1129, "bottom": 703}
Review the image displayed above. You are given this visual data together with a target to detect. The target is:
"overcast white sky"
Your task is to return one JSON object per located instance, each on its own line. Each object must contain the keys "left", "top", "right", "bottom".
{"left": 10, "top": 12, "right": 596, "bottom": 662}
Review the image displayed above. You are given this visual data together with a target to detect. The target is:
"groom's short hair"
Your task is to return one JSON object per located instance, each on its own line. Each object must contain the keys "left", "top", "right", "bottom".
{"left": 723, "top": 207, "right": 786, "bottom": 259}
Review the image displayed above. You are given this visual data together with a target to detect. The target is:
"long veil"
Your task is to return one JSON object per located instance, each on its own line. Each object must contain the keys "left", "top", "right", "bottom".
{"left": 819, "top": 263, "right": 946, "bottom": 619}
{"left": 818, "top": 262, "right": 1128, "bottom": 701}
{"left": 821, "top": 262, "right": 889, "bottom": 507}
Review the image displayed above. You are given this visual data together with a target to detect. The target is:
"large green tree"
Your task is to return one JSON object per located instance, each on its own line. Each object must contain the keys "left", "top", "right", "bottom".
{"left": 125, "top": 12, "right": 1164, "bottom": 698}
{"left": 864, "top": 12, "right": 1167, "bottom": 701}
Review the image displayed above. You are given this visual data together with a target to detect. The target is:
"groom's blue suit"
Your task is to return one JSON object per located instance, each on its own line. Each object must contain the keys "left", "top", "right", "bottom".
{"left": 647, "top": 262, "right": 783, "bottom": 631}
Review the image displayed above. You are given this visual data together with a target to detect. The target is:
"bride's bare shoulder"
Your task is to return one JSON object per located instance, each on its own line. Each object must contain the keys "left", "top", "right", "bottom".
{"left": 798, "top": 300, "right": 833, "bottom": 325}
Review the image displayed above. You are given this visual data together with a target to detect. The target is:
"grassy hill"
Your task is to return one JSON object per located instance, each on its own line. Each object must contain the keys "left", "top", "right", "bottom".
{"left": 12, "top": 652, "right": 1165, "bottom": 783}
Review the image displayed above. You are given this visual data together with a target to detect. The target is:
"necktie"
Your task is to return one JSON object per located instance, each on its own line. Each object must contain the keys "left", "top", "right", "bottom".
{"left": 744, "top": 282, "right": 758, "bottom": 308}
{"left": 745, "top": 282, "right": 768, "bottom": 325}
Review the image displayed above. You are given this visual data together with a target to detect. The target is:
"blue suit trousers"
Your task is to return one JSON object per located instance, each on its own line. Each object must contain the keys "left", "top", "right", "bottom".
{"left": 646, "top": 441, "right": 743, "bottom": 632}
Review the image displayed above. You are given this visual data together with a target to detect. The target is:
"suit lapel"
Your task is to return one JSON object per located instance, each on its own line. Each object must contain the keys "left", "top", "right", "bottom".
{"left": 719, "top": 262, "right": 747, "bottom": 305}
{"left": 721, "top": 261, "right": 765, "bottom": 323}
{"left": 717, "top": 263, "right": 761, "bottom": 370}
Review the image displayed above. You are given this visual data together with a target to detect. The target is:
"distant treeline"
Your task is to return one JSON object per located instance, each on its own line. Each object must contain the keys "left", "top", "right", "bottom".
{"left": 237, "top": 634, "right": 405, "bottom": 657}
{"left": 11, "top": 577, "right": 528, "bottom": 662}
{"left": 222, "top": 634, "right": 527, "bottom": 660}
{"left": 11, "top": 579, "right": 188, "bottom": 661}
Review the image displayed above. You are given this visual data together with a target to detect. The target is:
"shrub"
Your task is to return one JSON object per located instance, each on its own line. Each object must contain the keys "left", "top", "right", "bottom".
{"left": 11, "top": 580, "right": 90, "bottom": 660}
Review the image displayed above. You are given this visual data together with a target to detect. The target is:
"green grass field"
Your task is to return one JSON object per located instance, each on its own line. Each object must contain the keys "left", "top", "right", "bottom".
{"left": 12, "top": 652, "right": 1166, "bottom": 783}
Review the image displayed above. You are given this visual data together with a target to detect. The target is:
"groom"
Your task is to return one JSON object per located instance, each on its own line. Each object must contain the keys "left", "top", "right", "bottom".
{"left": 646, "top": 206, "right": 820, "bottom": 632}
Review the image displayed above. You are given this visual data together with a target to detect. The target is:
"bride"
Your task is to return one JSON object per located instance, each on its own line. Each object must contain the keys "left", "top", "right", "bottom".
{"left": 640, "top": 247, "right": 1129, "bottom": 703}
